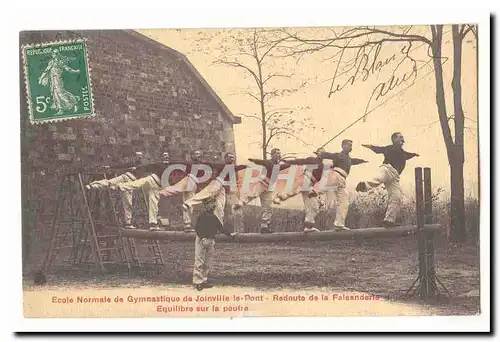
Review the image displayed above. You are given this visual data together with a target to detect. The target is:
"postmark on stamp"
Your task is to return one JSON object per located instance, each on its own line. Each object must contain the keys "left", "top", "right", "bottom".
{"left": 21, "top": 39, "right": 95, "bottom": 124}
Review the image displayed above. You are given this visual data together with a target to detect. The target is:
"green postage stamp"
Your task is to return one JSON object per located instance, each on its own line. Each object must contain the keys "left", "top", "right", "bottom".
{"left": 21, "top": 39, "right": 95, "bottom": 124}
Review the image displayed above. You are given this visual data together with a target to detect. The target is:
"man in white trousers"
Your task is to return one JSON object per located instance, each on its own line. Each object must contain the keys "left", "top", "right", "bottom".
{"left": 233, "top": 148, "right": 290, "bottom": 234}
{"left": 86, "top": 151, "right": 150, "bottom": 230}
{"left": 309, "top": 140, "right": 368, "bottom": 231}
{"left": 272, "top": 149, "right": 328, "bottom": 233}
{"left": 158, "top": 150, "right": 208, "bottom": 232}
{"left": 116, "top": 152, "right": 172, "bottom": 231}
{"left": 182, "top": 152, "right": 247, "bottom": 233}
{"left": 355, "top": 132, "right": 419, "bottom": 227}
{"left": 192, "top": 197, "right": 236, "bottom": 291}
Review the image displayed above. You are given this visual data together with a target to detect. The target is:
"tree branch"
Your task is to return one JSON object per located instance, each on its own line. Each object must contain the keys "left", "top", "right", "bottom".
{"left": 362, "top": 27, "right": 432, "bottom": 45}
{"left": 267, "top": 129, "right": 311, "bottom": 147}
{"left": 262, "top": 72, "right": 294, "bottom": 85}
{"left": 461, "top": 24, "right": 476, "bottom": 39}
{"left": 243, "top": 91, "right": 261, "bottom": 103}
{"left": 214, "top": 60, "right": 262, "bottom": 91}
{"left": 259, "top": 37, "right": 287, "bottom": 63}
{"left": 238, "top": 113, "right": 263, "bottom": 123}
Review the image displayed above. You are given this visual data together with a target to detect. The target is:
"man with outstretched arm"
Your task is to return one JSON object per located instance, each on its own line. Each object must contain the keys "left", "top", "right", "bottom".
{"left": 158, "top": 150, "right": 205, "bottom": 232}
{"left": 355, "top": 132, "right": 419, "bottom": 227}
{"left": 272, "top": 148, "right": 328, "bottom": 233}
{"left": 183, "top": 152, "right": 247, "bottom": 233}
{"left": 309, "top": 139, "right": 369, "bottom": 231}
{"left": 86, "top": 151, "right": 148, "bottom": 190}
{"left": 116, "top": 152, "right": 173, "bottom": 231}
{"left": 233, "top": 148, "right": 290, "bottom": 234}
{"left": 85, "top": 151, "right": 152, "bottom": 230}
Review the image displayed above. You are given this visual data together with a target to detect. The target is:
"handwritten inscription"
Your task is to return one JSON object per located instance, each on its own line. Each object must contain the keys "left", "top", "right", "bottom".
{"left": 329, "top": 42, "right": 418, "bottom": 117}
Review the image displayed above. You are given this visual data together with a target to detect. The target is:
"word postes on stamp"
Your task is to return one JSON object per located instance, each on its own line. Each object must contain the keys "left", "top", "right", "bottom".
{"left": 22, "top": 39, "right": 94, "bottom": 124}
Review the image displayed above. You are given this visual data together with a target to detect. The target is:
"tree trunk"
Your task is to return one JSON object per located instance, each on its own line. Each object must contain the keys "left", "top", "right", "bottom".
{"left": 430, "top": 25, "right": 468, "bottom": 242}
{"left": 450, "top": 158, "right": 466, "bottom": 242}
{"left": 262, "top": 119, "right": 267, "bottom": 160}
{"left": 450, "top": 25, "right": 467, "bottom": 242}
{"left": 430, "top": 25, "right": 454, "bottom": 159}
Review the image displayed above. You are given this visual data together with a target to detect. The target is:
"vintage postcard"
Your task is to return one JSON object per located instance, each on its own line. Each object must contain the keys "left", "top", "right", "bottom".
{"left": 18, "top": 19, "right": 488, "bottom": 331}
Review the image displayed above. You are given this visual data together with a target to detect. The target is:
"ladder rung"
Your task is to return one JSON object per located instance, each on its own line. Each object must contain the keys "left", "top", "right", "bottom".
{"left": 56, "top": 232, "right": 81, "bottom": 236}
{"left": 98, "top": 247, "right": 120, "bottom": 252}
{"left": 57, "top": 221, "right": 86, "bottom": 225}
{"left": 57, "top": 245, "right": 79, "bottom": 249}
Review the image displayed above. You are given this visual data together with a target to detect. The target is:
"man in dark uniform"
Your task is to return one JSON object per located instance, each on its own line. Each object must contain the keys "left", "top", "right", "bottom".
{"left": 234, "top": 148, "right": 290, "bottom": 234}
{"left": 310, "top": 139, "right": 368, "bottom": 230}
{"left": 183, "top": 152, "right": 247, "bottom": 233}
{"left": 117, "top": 152, "right": 172, "bottom": 231}
{"left": 356, "top": 132, "right": 419, "bottom": 227}
{"left": 158, "top": 150, "right": 206, "bottom": 232}
{"left": 86, "top": 151, "right": 152, "bottom": 230}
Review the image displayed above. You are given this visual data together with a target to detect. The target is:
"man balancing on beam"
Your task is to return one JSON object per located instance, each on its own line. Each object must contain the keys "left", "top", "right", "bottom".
{"left": 115, "top": 151, "right": 173, "bottom": 231}
{"left": 308, "top": 139, "right": 369, "bottom": 231}
{"left": 233, "top": 148, "right": 291, "bottom": 234}
{"left": 271, "top": 148, "right": 327, "bottom": 233}
{"left": 182, "top": 152, "right": 247, "bottom": 233}
{"left": 86, "top": 151, "right": 148, "bottom": 190}
{"left": 355, "top": 132, "right": 419, "bottom": 228}
{"left": 158, "top": 150, "right": 214, "bottom": 233}
{"left": 86, "top": 151, "right": 155, "bottom": 230}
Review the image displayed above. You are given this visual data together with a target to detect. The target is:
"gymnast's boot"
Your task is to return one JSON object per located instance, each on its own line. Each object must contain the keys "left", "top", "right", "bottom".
{"left": 183, "top": 225, "right": 195, "bottom": 233}
{"left": 303, "top": 222, "right": 320, "bottom": 233}
{"left": 149, "top": 223, "right": 161, "bottom": 231}
{"left": 124, "top": 222, "right": 136, "bottom": 230}
{"left": 380, "top": 220, "right": 398, "bottom": 228}
{"left": 259, "top": 224, "right": 274, "bottom": 234}
{"left": 272, "top": 193, "right": 288, "bottom": 205}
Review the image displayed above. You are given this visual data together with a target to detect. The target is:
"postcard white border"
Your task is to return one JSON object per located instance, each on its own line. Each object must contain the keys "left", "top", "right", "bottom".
{"left": 1, "top": 0, "right": 492, "bottom": 337}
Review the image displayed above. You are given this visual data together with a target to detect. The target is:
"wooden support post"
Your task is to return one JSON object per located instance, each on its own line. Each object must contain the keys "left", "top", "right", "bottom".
{"left": 77, "top": 173, "right": 105, "bottom": 272}
{"left": 415, "top": 167, "right": 430, "bottom": 300}
{"left": 404, "top": 167, "right": 450, "bottom": 301}
{"left": 424, "top": 167, "right": 436, "bottom": 298}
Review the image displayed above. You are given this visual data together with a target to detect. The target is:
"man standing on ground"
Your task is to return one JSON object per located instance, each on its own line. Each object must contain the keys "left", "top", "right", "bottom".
{"left": 192, "top": 198, "right": 236, "bottom": 291}
{"left": 355, "top": 132, "right": 419, "bottom": 227}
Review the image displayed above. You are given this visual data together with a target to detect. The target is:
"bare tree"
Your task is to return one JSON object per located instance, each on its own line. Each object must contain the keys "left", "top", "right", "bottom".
{"left": 203, "top": 28, "right": 315, "bottom": 159}
{"left": 278, "top": 25, "right": 476, "bottom": 242}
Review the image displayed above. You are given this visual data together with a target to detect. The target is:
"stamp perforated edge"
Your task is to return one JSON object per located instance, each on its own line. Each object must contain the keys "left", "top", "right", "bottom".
{"left": 21, "top": 37, "right": 97, "bottom": 125}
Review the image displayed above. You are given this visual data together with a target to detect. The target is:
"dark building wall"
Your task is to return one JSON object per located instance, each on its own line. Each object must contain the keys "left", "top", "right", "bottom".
{"left": 20, "top": 30, "right": 239, "bottom": 258}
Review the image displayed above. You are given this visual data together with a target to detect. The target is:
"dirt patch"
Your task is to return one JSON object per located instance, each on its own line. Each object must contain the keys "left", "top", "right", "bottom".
{"left": 23, "top": 235, "right": 480, "bottom": 316}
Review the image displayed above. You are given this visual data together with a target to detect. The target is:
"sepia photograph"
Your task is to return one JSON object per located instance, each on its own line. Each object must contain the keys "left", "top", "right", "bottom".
{"left": 11, "top": 5, "right": 491, "bottom": 333}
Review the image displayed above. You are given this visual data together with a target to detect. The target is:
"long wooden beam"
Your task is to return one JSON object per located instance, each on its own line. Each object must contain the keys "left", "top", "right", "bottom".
{"left": 121, "top": 224, "right": 442, "bottom": 243}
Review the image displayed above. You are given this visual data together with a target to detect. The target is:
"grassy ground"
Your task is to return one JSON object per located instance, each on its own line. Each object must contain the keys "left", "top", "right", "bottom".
{"left": 23, "top": 233, "right": 480, "bottom": 316}
{"left": 22, "top": 188, "right": 481, "bottom": 317}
